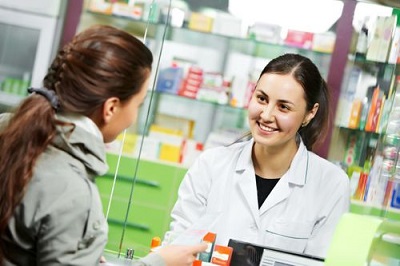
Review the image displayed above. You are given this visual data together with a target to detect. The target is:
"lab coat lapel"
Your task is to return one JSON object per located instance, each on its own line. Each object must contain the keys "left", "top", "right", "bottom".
{"left": 236, "top": 140, "right": 261, "bottom": 228}
{"left": 259, "top": 141, "right": 309, "bottom": 215}
{"left": 259, "top": 174, "right": 292, "bottom": 215}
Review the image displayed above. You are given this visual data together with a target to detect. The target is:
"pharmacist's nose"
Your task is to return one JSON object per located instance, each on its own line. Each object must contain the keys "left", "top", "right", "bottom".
{"left": 260, "top": 104, "right": 276, "bottom": 122}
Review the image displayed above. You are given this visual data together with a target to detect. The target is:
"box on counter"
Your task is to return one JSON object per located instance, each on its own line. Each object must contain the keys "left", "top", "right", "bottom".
{"left": 198, "top": 232, "right": 217, "bottom": 263}
{"left": 210, "top": 245, "right": 233, "bottom": 266}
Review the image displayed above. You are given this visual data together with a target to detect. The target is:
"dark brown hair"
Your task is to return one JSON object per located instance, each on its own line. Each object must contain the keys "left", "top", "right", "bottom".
{"left": 0, "top": 25, "right": 153, "bottom": 246}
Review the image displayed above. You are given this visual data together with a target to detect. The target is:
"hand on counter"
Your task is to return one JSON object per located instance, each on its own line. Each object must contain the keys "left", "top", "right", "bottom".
{"left": 155, "top": 243, "right": 208, "bottom": 266}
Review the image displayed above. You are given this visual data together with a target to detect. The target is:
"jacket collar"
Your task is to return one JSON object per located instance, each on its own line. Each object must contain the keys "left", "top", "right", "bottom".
{"left": 0, "top": 112, "right": 108, "bottom": 178}
{"left": 52, "top": 115, "right": 108, "bottom": 177}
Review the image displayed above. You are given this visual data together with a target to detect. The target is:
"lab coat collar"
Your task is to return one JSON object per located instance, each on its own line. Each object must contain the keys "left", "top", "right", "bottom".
{"left": 235, "top": 138, "right": 255, "bottom": 172}
{"left": 259, "top": 140, "right": 310, "bottom": 215}
{"left": 235, "top": 138, "right": 309, "bottom": 186}
{"left": 235, "top": 139, "right": 259, "bottom": 227}
{"left": 286, "top": 140, "right": 309, "bottom": 186}
{"left": 235, "top": 138, "right": 310, "bottom": 221}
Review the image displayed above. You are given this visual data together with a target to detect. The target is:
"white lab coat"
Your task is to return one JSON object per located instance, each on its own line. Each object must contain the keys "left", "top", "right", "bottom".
{"left": 169, "top": 138, "right": 350, "bottom": 258}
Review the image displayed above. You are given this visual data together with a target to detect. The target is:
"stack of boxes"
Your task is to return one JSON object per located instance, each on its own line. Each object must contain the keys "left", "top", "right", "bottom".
{"left": 178, "top": 66, "right": 203, "bottom": 99}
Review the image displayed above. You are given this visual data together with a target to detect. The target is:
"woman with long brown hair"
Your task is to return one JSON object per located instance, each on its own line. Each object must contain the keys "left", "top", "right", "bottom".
{"left": 0, "top": 25, "right": 205, "bottom": 266}
{"left": 168, "top": 53, "right": 350, "bottom": 259}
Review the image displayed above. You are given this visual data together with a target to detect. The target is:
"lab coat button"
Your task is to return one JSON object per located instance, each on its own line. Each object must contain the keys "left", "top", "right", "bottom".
{"left": 249, "top": 224, "right": 257, "bottom": 230}
{"left": 93, "top": 220, "right": 101, "bottom": 230}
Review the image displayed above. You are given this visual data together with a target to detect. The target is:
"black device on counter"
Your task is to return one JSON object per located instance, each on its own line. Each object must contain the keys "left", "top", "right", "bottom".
{"left": 228, "top": 239, "right": 325, "bottom": 266}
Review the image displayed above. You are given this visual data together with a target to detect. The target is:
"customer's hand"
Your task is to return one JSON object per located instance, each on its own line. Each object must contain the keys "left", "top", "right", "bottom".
{"left": 155, "top": 243, "right": 207, "bottom": 266}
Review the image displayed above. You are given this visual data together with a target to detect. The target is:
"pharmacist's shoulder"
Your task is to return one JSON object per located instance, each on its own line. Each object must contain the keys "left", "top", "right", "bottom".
{"left": 200, "top": 138, "right": 250, "bottom": 160}
{"left": 308, "top": 151, "right": 349, "bottom": 181}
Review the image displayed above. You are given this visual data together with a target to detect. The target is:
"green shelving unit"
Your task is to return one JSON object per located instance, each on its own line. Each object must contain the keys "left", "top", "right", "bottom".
{"left": 96, "top": 153, "right": 187, "bottom": 257}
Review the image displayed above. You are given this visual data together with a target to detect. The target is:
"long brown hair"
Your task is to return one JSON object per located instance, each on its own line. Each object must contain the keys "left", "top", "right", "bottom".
{"left": 0, "top": 25, "right": 153, "bottom": 246}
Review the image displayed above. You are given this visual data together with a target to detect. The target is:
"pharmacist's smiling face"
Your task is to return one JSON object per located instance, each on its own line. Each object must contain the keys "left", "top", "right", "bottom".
{"left": 247, "top": 73, "right": 309, "bottom": 150}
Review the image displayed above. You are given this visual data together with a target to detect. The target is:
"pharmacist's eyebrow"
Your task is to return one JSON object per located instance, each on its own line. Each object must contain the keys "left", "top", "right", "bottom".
{"left": 255, "top": 88, "right": 295, "bottom": 105}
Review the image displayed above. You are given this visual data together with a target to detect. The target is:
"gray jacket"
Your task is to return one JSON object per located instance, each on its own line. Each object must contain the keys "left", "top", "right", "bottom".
{"left": 0, "top": 113, "right": 164, "bottom": 266}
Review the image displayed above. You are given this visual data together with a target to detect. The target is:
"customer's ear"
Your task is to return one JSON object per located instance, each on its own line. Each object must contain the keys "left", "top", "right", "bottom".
{"left": 102, "top": 97, "right": 120, "bottom": 124}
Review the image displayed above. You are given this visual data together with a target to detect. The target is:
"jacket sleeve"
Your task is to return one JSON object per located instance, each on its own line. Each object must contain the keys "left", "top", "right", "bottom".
{"left": 34, "top": 172, "right": 107, "bottom": 265}
{"left": 138, "top": 252, "right": 166, "bottom": 266}
{"left": 166, "top": 150, "right": 213, "bottom": 242}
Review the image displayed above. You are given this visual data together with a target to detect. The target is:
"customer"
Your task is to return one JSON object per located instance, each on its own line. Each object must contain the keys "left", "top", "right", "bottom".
{"left": 168, "top": 53, "right": 350, "bottom": 258}
{"left": 0, "top": 25, "right": 206, "bottom": 266}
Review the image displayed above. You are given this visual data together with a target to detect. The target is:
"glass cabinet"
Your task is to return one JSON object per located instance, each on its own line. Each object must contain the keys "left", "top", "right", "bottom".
{"left": 327, "top": 1, "right": 400, "bottom": 227}
{"left": 0, "top": 0, "right": 67, "bottom": 112}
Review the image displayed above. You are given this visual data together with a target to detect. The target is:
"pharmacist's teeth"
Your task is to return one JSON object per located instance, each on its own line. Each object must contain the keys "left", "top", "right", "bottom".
{"left": 260, "top": 124, "right": 274, "bottom": 131}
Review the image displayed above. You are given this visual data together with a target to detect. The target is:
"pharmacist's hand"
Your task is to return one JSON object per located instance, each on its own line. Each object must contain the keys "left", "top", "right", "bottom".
{"left": 155, "top": 243, "right": 207, "bottom": 266}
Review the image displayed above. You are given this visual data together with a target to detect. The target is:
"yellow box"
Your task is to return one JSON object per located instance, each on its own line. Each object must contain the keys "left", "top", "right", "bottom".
{"left": 159, "top": 143, "right": 181, "bottom": 163}
{"left": 348, "top": 100, "right": 362, "bottom": 129}
{"left": 116, "top": 133, "right": 138, "bottom": 154}
{"left": 150, "top": 124, "right": 182, "bottom": 136}
{"left": 188, "top": 13, "right": 213, "bottom": 32}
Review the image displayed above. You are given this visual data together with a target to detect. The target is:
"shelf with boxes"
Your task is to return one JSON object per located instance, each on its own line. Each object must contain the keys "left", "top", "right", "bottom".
{"left": 330, "top": 58, "right": 398, "bottom": 169}
{"left": 331, "top": 69, "right": 400, "bottom": 218}
{"left": 106, "top": 89, "right": 249, "bottom": 169}
{"left": 328, "top": 11, "right": 400, "bottom": 219}
{"left": 85, "top": 0, "right": 336, "bottom": 54}
{"left": 84, "top": 1, "right": 334, "bottom": 81}
{"left": 83, "top": 1, "right": 334, "bottom": 169}
{"left": 96, "top": 153, "right": 188, "bottom": 257}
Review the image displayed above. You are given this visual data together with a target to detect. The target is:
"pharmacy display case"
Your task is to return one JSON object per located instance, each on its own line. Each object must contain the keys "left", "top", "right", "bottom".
{"left": 327, "top": 1, "right": 400, "bottom": 225}
{"left": 0, "top": 0, "right": 67, "bottom": 112}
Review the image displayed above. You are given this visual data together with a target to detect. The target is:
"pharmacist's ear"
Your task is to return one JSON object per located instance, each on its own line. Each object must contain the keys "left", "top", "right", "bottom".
{"left": 303, "top": 103, "right": 319, "bottom": 126}
{"left": 102, "top": 97, "right": 120, "bottom": 124}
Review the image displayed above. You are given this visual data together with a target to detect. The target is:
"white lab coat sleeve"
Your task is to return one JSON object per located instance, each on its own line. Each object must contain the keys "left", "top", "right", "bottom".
{"left": 305, "top": 172, "right": 351, "bottom": 258}
{"left": 168, "top": 150, "right": 214, "bottom": 236}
